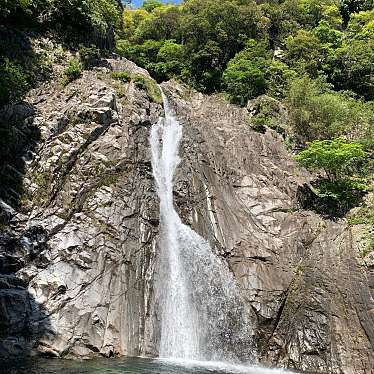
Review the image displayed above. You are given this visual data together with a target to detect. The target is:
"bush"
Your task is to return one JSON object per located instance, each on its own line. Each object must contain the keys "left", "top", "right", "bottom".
{"left": 295, "top": 138, "right": 367, "bottom": 180}
{"left": 79, "top": 44, "right": 100, "bottom": 69}
{"left": 111, "top": 71, "right": 131, "bottom": 83}
{"left": 132, "top": 74, "right": 162, "bottom": 103}
{"left": 223, "top": 40, "right": 271, "bottom": 105}
{"left": 133, "top": 75, "right": 146, "bottom": 89}
{"left": 297, "top": 178, "right": 369, "bottom": 218}
{"left": 286, "top": 76, "right": 374, "bottom": 142}
{"left": 62, "top": 57, "right": 82, "bottom": 86}
{"left": 0, "top": 58, "right": 29, "bottom": 106}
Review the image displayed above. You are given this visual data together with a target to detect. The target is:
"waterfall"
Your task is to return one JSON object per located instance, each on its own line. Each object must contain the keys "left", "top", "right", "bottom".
{"left": 150, "top": 89, "right": 254, "bottom": 363}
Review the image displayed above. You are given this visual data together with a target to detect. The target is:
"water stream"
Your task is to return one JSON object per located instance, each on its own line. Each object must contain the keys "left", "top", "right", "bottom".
{"left": 150, "top": 90, "right": 254, "bottom": 363}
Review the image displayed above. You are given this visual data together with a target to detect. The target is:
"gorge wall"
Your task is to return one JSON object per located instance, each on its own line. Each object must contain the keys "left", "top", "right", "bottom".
{"left": 0, "top": 58, "right": 373, "bottom": 374}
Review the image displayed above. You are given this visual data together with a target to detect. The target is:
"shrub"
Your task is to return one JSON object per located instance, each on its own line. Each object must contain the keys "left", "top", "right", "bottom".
{"left": 62, "top": 57, "right": 82, "bottom": 86}
{"left": 287, "top": 76, "right": 374, "bottom": 142}
{"left": 295, "top": 138, "right": 369, "bottom": 217}
{"left": 133, "top": 75, "right": 146, "bottom": 89}
{"left": 111, "top": 71, "right": 131, "bottom": 83}
{"left": 132, "top": 74, "right": 162, "bottom": 103}
{"left": 295, "top": 138, "right": 367, "bottom": 180}
{"left": 79, "top": 44, "right": 101, "bottom": 69}
{"left": 0, "top": 58, "right": 29, "bottom": 106}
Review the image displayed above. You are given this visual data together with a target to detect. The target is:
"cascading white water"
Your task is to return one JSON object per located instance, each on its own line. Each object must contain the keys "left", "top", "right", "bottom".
{"left": 150, "top": 89, "right": 254, "bottom": 363}
{"left": 150, "top": 92, "right": 201, "bottom": 359}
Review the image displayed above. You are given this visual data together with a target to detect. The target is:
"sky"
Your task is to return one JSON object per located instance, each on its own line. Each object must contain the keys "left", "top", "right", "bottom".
{"left": 130, "top": 0, "right": 183, "bottom": 8}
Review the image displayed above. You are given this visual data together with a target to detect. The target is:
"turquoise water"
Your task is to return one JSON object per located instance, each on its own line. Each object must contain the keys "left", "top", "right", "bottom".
{"left": 0, "top": 357, "right": 295, "bottom": 374}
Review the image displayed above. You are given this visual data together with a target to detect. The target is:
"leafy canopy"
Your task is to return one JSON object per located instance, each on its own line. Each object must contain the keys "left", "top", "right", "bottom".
{"left": 295, "top": 138, "right": 367, "bottom": 179}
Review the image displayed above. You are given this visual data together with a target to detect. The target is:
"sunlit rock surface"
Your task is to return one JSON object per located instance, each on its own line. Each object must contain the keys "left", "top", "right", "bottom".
{"left": 0, "top": 59, "right": 373, "bottom": 373}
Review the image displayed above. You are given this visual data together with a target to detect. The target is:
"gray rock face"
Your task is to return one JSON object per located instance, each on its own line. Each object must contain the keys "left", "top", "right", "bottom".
{"left": 0, "top": 58, "right": 162, "bottom": 359}
{"left": 0, "top": 60, "right": 373, "bottom": 373}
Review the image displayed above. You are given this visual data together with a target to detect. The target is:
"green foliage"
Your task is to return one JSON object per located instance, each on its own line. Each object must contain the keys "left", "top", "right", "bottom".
{"left": 119, "top": 0, "right": 265, "bottom": 92}
{"left": 313, "top": 20, "right": 342, "bottom": 46}
{"left": 132, "top": 75, "right": 162, "bottom": 103}
{"left": 331, "top": 39, "right": 374, "bottom": 100}
{"left": 79, "top": 44, "right": 100, "bottom": 69}
{"left": 62, "top": 57, "right": 82, "bottom": 86}
{"left": 264, "top": 60, "right": 298, "bottom": 100}
{"left": 341, "top": 0, "right": 374, "bottom": 25}
{"left": 285, "top": 30, "right": 328, "bottom": 77}
{"left": 223, "top": 60, "right": 267, "bottom": 105}
{"left": 156, "top": 40, "right": 185, "bottom": 77}
{"left": 0, "top": 58, "right": 29, "bottom": 106}
{"left": 133, "top": 75, "right": 146, "bottom": 89}
{"left": 111, "top": 71, "right": 131, "bottom": 83}
{"left": 295, "top": 138, "right": 370, "bottom": 217}
{"left": 0, "top": 0, "right": 32, "bottom": 18}
{"left": 295, "top": 138, "right": 367, "bottom": 179}
{"left": 116, "top": 39, "right": 185, "bottom": 82}
{"left": 1, "top": 0, "right": 121, "bottom": 38}
{"left": 223, "top": 40, "right": 271, "bottom": 105}
{"left": 135, "top": 4, "right": 182, "bottom": 42}
{"left": 287, "top": 77, "right": 374, "bottom": 142}
{"left": 142, "top": 0, "right": 163, "bottom": 13}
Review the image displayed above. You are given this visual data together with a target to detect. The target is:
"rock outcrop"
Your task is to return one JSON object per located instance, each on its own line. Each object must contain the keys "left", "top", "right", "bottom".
{"left": 0, "top": 58, "right": 373, "bottom": 373}
{"left": 0, "top": 58, "right": 163, "bottom": 358}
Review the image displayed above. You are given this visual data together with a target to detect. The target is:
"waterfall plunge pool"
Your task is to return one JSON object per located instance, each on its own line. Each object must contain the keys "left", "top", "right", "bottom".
{"left": 1, "top": 357, "right": 298, "bottom": 374}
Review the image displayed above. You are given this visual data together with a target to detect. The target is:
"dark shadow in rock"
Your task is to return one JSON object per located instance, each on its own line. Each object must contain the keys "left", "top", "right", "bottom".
{"left": 0, "top": 274, "right": 52, "bottom": 360}
{"left": 0, "top": 102, "right": 40, "bottom": 209}
{"left": 0, "top": 204, "right": 53, "bottom": 362}
{"left": 297, "top": 178, "right": 367, "bottom": 219}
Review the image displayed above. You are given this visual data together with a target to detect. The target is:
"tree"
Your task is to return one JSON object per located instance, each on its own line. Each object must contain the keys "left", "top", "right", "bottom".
{"left": 331, "top": 38, "right": 374, "bottom": 100}
{"left": 313, "top": 20, "right": 342, "bottom": 46}
{"left": 223, "top": 40, "right": 271, "bottom": 104}
{"left": 142, "top": 0, "right": 163, "bottom": 12}
{"left": 284, "top": 30, "right": 327, "bottom": 77}
{"left": 340, "top": 0, "right": 373, "bottom": 26}
{"left": 295, "top": 138, "right": 367, "bottom": 180}
{"left": 286, "top": 76, "right": 374, "bottom": 142}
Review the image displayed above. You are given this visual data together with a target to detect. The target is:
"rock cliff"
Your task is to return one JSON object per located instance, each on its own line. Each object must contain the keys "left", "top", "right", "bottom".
{"left": 0, "top": 58, "right": 373, "bottom": 373}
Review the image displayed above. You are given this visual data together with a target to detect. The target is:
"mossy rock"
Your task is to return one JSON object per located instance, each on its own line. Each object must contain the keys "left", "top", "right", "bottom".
{"left": 132, "top": 74, "right": 162, "bottom": 104}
